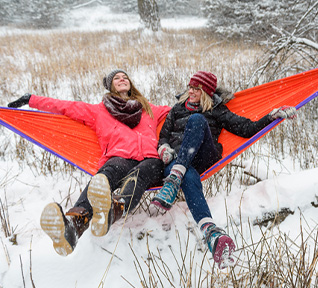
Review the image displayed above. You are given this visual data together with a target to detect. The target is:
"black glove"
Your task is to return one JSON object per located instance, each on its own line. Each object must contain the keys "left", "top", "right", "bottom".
{"left": 8, "top": 93, "right": 32, "bottom": 108}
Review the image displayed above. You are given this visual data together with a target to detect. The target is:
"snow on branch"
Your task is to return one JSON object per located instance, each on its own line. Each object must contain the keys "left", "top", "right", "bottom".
{"left": 292, "top": 36, "right": 318, "bottom": 50}
{"left": 247, "top": 1, "right": 318, "bottom": 86}
{"left": 72, "top": 0, "right": 104, "bottom": 10}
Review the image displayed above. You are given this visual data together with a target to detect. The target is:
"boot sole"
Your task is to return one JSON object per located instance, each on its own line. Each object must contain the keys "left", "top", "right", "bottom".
{"left": 40, "top": 203, "right": 73, "bottom": 256}
{"left": 87, "top": 174, "right": 112, "bottom": 237}
{"left": 151, "top": 198, "right": 172, "bottom": 211}
{"left": 213, "top": 235, "right": 236, "bottom": 267}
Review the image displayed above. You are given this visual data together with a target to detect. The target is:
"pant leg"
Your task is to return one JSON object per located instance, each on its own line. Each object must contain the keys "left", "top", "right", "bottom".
{"left": 165, "top": 114, "right": 217, "bottom": 223}
{"left": 120, "top": 158, "right": 164, "bottom": 212}
{"left": 74, "top": 157, "right": 137, "bottom": 218}
{"left": 164, "top": 161, "right": 212, "bottom": 223}
{"left": 180, "top": 166, "right": 212, "bottom": 224}
{"left": 175, "top": 113, "right": 221, "bottom": 174}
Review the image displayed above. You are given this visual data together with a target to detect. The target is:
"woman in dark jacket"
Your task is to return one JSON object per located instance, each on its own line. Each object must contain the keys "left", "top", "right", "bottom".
{"left": 151, "top": 71, "right": 296, "bottom": 269}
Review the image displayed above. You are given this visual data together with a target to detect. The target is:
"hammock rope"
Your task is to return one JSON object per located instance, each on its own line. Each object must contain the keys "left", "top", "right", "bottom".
{"left": 1, "top": 68, "right": 318, "bottom": 184}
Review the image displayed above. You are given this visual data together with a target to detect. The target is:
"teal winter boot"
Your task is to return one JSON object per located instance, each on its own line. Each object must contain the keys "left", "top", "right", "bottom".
{"left": 151, "top": 164, "right": 185, "bottom": 210}
{"left": 151, "top": 174, "right": 181, "bottom": 210}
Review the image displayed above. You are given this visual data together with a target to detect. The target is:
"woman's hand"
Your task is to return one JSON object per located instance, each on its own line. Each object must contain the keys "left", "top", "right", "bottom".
{"left": 270, "top": 106, "right": 297, "bottom": 120}
{"left": 158, "top": 143, "right": 176, "bottom": 165}
{"left": 8, "top": 93, "right": 32, "bottom": 108}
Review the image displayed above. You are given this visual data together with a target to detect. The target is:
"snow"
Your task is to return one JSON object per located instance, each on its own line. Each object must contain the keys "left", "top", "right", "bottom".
{"left": 0, "top": 5, "right": 317, "bottom": 288}
{"left": 1, "top": 152, "right": 317, "bottom": 287}
{"left": 0, "top": 6, "right": 207, "bottom": 36}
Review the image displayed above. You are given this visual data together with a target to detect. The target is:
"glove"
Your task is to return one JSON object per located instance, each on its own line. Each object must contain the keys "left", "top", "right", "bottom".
{"left": 8, "top": 93, "right": 32, "bottom": 108}
{"left": 158, "top": 143, "right": 176, "bottom": 165}
{"left": 270, "top": 106, "right": 297, "bottom": 120}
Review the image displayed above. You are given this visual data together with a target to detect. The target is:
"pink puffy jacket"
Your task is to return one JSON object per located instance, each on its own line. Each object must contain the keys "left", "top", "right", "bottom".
{"left": 29, "top": 95, "right": 170, "bottom": 168}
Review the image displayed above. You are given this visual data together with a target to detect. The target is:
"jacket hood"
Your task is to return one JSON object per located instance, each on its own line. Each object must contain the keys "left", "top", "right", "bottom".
{"left": 213, "top": 87, "right": 235, "bottom": 105}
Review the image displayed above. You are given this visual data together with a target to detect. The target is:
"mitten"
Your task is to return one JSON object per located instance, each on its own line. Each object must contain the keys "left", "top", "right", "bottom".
{"left": 8, "top": 93, "right": 32, "bottom": 108}
{"left": 270, "top": 106, "right": 297, "bottom": 120}
{"left": 158, "top": 143, "right": 176, "bottom": 165}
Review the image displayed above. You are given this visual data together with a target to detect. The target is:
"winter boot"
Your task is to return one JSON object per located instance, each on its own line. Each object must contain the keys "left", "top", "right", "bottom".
{"left": 87, "top": 173, "right": 114, "bottom": 237}
{"left": 202, "top": 223, "right": 236, "bottom": 269}
{"left": 40, "top": 203, "right": 89, "bottom": 256}
{"left": 65, "top": 206, "right": 90, "bottom": 236}
{"left": 115, "top": 170, "right": 140, "bottom": 214}
{"left": 112, "top": 196, "right": 126, "bottom": 221}
{"left": 151, "top": 165, "right": 186, "bottom": 210}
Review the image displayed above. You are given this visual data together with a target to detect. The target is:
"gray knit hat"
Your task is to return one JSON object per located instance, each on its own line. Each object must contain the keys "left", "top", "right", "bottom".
{"left": 103, "top": 69, "right": 128, "bottom": 91}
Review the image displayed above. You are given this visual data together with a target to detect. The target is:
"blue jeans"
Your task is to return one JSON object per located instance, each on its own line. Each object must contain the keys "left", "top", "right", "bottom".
{"left": 175, "top": 114, "right": 220, "bottom": 173}
{"left": 165, "top": 114, "right": 221, "bottom": 223}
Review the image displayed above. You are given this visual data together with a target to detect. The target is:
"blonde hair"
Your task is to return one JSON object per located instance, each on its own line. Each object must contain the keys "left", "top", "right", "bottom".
{"left": 179, "top": 89, "right": 214, "bottom": 112}
{"left": 108, "top": 76, "right": 154, "bottom": 119}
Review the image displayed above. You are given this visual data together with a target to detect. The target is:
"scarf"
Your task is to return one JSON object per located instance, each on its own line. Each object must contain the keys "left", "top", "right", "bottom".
{"left": 185, "top": 99, "right": 201, "bottom": 111}
{"left": 103, "top": 95, "right": 143, "bottom": 128}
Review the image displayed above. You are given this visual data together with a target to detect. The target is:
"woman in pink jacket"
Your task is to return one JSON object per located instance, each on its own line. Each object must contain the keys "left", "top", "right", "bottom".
{"left": 8, "top": 69, "right": 170, "bottom": 256}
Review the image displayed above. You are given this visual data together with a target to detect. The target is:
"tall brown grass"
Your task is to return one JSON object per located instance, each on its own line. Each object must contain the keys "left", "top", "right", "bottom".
{"left": 1, "top": 27, "right": 317, "bottom": 287}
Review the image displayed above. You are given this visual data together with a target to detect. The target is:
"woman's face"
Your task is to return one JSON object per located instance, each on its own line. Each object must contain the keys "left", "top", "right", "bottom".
{"left": 112, "top": 72, "right": 131, "bottom": 94}
{"left": 188, "top": 85, "right": 202, "bottom": 103}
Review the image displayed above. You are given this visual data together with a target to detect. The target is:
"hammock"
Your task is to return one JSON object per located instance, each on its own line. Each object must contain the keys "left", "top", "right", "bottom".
{"left": 1, "top": 68, "right": 318, "bottom": 185}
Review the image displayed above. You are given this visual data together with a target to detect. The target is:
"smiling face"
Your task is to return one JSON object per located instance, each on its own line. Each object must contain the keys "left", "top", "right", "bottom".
{"left": 112, "top": 72, "right": 131, "bottom": 95}
{"left": 188, "top": 85, "right": 202, "bottom": 103}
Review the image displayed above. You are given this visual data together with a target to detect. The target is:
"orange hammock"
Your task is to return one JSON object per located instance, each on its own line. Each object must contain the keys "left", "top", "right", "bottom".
{"left": 1, "top": 68, "right": 318, "bottom": 184}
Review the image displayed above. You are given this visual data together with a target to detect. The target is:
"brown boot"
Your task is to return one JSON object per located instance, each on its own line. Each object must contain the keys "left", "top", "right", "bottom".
{"left": 87, "top": 174, "right": 129, "bottom": 237}
{"left": 65, "top": 206, "right": 90, "bottom": 238}
{"left": 87, "top": 173, "right": 113, "bottom": 237}
{"left": 40, "top": 203, "right": 89, "bottom": 256}
{"left": 112, "top": 196, "right": 126, "bottom": 222}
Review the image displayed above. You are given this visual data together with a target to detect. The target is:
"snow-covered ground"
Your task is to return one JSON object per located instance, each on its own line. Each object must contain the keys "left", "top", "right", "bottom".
{"left": 64, "top": 5, "right": 207, "bottom": 31}
{"left": 0, "top": 5, "right": 207, "bottom": 36}
{"left": 1, "top": 143, "right": 317, "bottom": 287}
{"left": 0, "top": 5, "right": 317, "bottom": 288}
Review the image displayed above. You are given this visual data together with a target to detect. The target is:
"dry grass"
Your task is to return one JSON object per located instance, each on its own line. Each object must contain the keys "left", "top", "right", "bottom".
{"left": 1, "top": 27, "right": 317, "bottom": 287}
{"left": 126, "top": 213, "right": 318, "bottom": 288}
{"left": 0, "top": 28, "right": 259, "bottom": 104}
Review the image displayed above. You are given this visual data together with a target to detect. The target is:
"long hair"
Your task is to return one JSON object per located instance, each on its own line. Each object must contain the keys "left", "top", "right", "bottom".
{"left": 107, "top": 76, "right": 154, "bottom": 119}
{"left": 179, "top": 89, "right": 214, "bottom": 112}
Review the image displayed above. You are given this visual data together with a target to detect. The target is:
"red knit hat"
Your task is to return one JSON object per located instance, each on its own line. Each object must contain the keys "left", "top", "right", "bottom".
{"left": 188, "top": 71, "right": 217, "bottom": 97}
